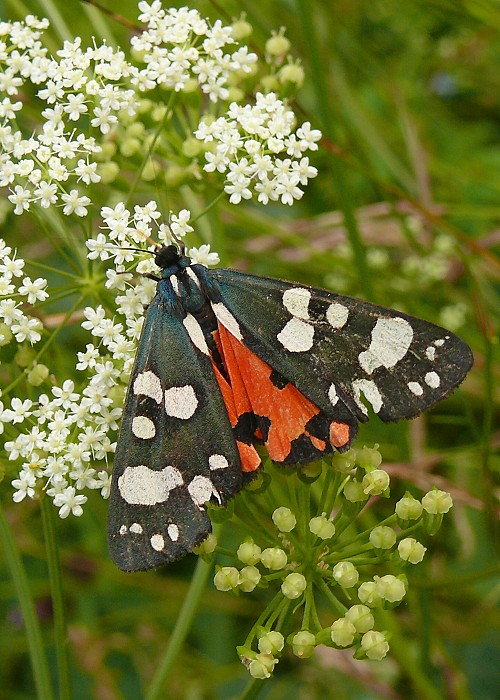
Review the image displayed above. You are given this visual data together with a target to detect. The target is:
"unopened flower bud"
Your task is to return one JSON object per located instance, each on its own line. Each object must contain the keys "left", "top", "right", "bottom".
{"left": 358, "top": 581, "right": 383, "bottom": 608}
{"left": 375, "top": 574, "right": 406, "bottom": 603}
{"left": 291, "top": 630, "right": 316, "bottom": 658}
{"left": 258, "top": 631, "right": 284, "bottom": 655}
{"left": 214, "top": 566, "right": 239, "bottom": 591}
{"left": 281, "top": 572, "right": 307, "bottom": 599}
{"left": 331, "top": 618, "right": 356, "bottom": 647}
{"left": 248, "top": 653, "right": 278, "bottom": 679}
{"left": 272, "top": 506, "right": 296, "bottom": 532}
{"left": 239, "top": 566, "right": 261, "bottom": 592}
{"left": 395, "top": 493, "right": 423, "bottom": 520}
{"left": 332, "top": 561, "right": 359, "bottom": 588}
{"left": 398, "top": 538, "right": 427, "bottom": 564}
{"left": 362, "top": 469, "right": 390, "bottom": 496}
{"left": 237, "top": 540, "right": 261, "bottom": 565}
{"left": 309, "top": 513, "right": 335, "bottom": 539}
{"left": 422, "top": 489, "right": 453, "bottom": 514}
{"left": 356, "top": 444, "right": 382, "bottom": 470}
{"left": 27, "top": 363, "right": 49, "bottom": 386}
{"left": 343, "top": 480, "right": 367, "bottom": 502}
{"left": 193, "top": 532, "right": 217, "bottom": 555}
{"left": 369, "top": 525, "right": 396, "bottom": 549}
{"left": 261, "top": 547, "right": 287, "bottom": 570}
{"left": 361, "top": 630, "right": 390, "bottom": 660}
{"left": 345, "top": 605, "right": 374, "bottom": 633}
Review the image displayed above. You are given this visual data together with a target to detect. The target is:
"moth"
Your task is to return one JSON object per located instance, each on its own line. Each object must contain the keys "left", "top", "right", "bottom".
{"left": 108, "top": 244, "right": 473, "bottom": 571}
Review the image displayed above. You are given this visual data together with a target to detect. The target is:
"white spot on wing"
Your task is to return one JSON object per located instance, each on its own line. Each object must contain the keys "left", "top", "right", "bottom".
{"left": 129, "top": 522, "right": 143, "bottom": 534}
{"left": 408, "top": 381, "right": 423, "bottom": 396}
{"left": 150, "top": 533, "right": 165, "bottom": 551}
{"left": 326, "top": 303, "right": 349, "bottom": 329}
{"left": 183, "top": 313, "right": 209, "bottom": 355}
{"left": 328, "top": 383, "right": 339, "bottom": 407}
{"left": 134, "top": 370, "right": 162, "bottom": 403}
{"left": 434, "top": 338, "right": 446, "bottom": 347}
{"left": 119, "top": 525, "right": 127, "bottom": 535}
{"left": 118, "top": 464, "right": 184, "bottom": 505}
{"left": 188, "top": 475, "right": 221, "bottom": 508}
{"left": 426, "top": 346, "right": 436, "bottom": 361}
{"left": 132, "top": 415, "right": 156, "bottom": 439}
{"left": 277, "top": 318, "right": 314, "bottom": 352}
{"left": 167, "top": 523, "right": 179, "bottom": 541}
{"left": 358, "top": 317, "right": 414, "bottom": 375}
{"left": 425, "top": 371, "right": 440, "bottom": 388}
{"left": 282, "top": 287, "right": 310, "bottom": 320}
{"left": 209, "top": 454, "right": 229, "bottom": 470}
{"left": 164, "top": 385, "right": 198, "bottom": 419}
{"left": 212, "top": 302, "right": 243, "bottom": 341}
{"left": 352, "top": 378, "right": 383, "bottom": 414}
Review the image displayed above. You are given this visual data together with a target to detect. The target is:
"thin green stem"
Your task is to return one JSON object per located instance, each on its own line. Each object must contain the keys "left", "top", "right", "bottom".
{"left": 145, "top": 550, "right": 215, "bottom": 700}
{"left": 0, "top": 499, "right": 55, "bottom": 700}
{"left": 295, "top": 0, "right": 373, "bottom": 299}
{"left": 238, "top": 677, "right": 267, "bottom": 700}
{"left": 40, "top": 498, "right": 71, "bottom": 700}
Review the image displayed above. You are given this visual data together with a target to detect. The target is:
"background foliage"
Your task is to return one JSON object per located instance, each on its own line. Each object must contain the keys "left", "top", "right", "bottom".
{"left": 0, "top": 0, "right": 498, "bottom": 698}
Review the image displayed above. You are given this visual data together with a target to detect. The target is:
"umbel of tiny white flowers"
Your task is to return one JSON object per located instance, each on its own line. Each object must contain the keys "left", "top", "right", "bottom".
{"left": 204, "top": 446, "right": 455, "bottom": 678}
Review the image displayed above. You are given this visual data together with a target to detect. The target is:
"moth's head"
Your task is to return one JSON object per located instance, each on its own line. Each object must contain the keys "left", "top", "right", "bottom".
{"left": 154, "top": 245, "right": 181, "bottom": 269}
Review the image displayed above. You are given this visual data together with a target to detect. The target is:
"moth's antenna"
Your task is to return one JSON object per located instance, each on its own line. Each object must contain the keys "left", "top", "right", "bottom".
{"left": 170, "top": 230, "right": 186, "bottom": 256}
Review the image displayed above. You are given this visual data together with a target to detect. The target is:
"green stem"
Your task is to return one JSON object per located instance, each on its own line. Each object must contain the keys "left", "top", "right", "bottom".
{"left": 40, "top": 498, "right": 71, "bottom": 700}
{"left": 145, "top": 552, "right": 214, "bottom": 700}
{"left": 295, "top": 0, "right": 373, "bottom": 299}
{"left": 238, "top": 677, "right": 267, "bottom": 700}
{"left": 0, "top": 499, "right": 55, "bottom": 700}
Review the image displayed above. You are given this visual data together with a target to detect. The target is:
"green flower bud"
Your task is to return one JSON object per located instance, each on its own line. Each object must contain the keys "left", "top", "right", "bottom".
{"left": 331, "top": 618, "right": 356, "bottom": 647}
{"left": 281, "top": 572, "right": 307, "bottom": 599}
{"left": 356, "top": 444, "right": 382, "bottom": 470}
{"left": 309, "top": 513, "right": 335, "bottom": 539}
{"left": 119, "top": 137, "right": 141, "bottom": 157}
{"left": 260, "top": 75, "right": 281, "bottom": 92}
{"left": 331, "top": 449, "right": 356, "bottom": 473}
{"left": 27, "top": 364, "right": 49, "bottom": 386}
{"left": 272, "top": 506, "right": 296, "bottom": 532}
{"left": 422, "top": 489, "right": 453, "bottom": 514}
{"left": 0, "top": 323, "right": 13, "bottom": 347}
{"left": 291, "top": 630, "right": 316, "bottom": 658}
{"left": 214, "top": 566, "right": 239, "bottom": 591}
{"left": 362, "top": 469, "right": 390, "bottom": 496}
{"left": 332, "top": 561, "right": 359, "bottom": 588}
{"left": 345, "top": 604, "right": 374, "bottom": 633}
{"left": 398, "top": 537, "right": 427, "bottom": 564}
{"left": 278, "top": 62, "right": 305, "bottom": 87}
{"left": 193, "top": 532, "right": 217, "bottom": 555}
{"left": 258, "top": 630, "right": 284, "bottom": 655}
{"left": 360, "top": 630, "right": 390, "bottom": 660}
{"left": 343, "top": 479, "right": 367, "bottom": 503}
{"left": 141, "top": 160, "right": 159, "bottom": 181}
{"left": 261, "top": 547, "right": 287, "bottom": 570}
{"left": 15, "top": 345, "right": 35, "bottom": 367}
{"left": 237, "top": 540, "right": 262, "bottom": 565}
{"left": 374, "top": 574, "right": 406, "bottom": 603}
{"left": 248, "top": 653, "right": 278, "bottom": 679}
{"left": 182, "top": 137, "right": 204, "bottom": 158}
{"left": 369, "top": 525, "right": 396, "bottom": 549}
{"left": 227, "top": 86, "right": 245, "bottom": 102}
{"left": 358, "top": 581, "right": 383, "bottom": 608}
{"left": 231, "top": 16, "right": 253, "bottom": 41}
{"left": 238, "top": 565, "right": 261, "bottom": 592}
{"left": 395, "top": 493, "right": 423, "bottom": 520}
{"left": 266, "top": 29, "right": 291, "bottom": 56}
{"left": 97, "top": 161, "right": 119, "bottom": 183}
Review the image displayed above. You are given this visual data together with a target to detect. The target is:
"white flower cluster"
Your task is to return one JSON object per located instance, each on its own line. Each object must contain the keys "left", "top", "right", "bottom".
{"left": 0, "top": 238, "right": 46, "bottom": 346}
{"left": 3, "top": 206, "right": 218, "bottom": 518}
{"left": 86, "top": 201, "right": 220, "bottom": 270}
{"left": 0, "top": 16, "right": 138, "bottom": 215}
{"left": 195, "top": 92, "right": 322, "bottom": 205}
{"left": 132, "top": 2, "right": 257, "bottom": 101}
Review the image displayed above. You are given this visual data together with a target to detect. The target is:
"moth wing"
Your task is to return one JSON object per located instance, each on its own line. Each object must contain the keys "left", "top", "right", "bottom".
{"left": 108, "top": 286, "right": 243, "bottom": 572}
{"left": 207, "top": 268, "right": 473, "bottom": 423}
